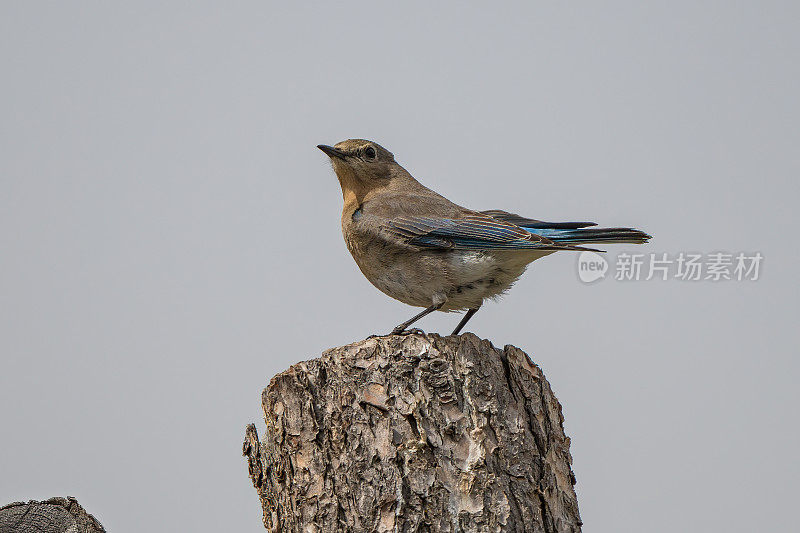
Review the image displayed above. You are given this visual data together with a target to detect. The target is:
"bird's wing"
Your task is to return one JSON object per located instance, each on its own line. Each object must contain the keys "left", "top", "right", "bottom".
{"left": 480, "top": 209, "right": 597, "bottom": 229}
{"left": 481, "top": 209, "right": 650, "bottom": 245}
{"left": 387, "top": 213, "right": 600, "bottom": 251}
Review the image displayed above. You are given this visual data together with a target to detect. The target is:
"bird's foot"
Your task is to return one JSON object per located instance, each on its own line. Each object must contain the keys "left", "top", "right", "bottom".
{"left": 366, "top": 328, "right": 425, "bottom": 339}
{"left": 390, "top": 326, "right": 426, "bottom": 336}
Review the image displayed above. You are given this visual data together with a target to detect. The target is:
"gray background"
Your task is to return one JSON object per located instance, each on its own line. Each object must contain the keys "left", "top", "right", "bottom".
{"left": 1, "top": 2, "right": 797, "bottom": 532}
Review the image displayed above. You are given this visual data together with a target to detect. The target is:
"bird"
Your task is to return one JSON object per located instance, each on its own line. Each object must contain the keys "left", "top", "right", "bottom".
{"left": 318, "top": 139, "right": 650, "bottom": 336}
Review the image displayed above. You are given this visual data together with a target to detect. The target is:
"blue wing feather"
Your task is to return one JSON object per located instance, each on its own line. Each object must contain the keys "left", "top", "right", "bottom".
{"left": 388, "top": 215, "right": 598, "bottom": 251}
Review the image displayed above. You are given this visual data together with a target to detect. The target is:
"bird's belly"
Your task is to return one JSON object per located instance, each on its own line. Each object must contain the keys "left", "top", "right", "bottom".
{"left": 348, "top": 243, "right": 452, "bottom": 308}
{"left": 440, "top": 250, "right": 531, "bottom": 311}
{"left": 369, "top": 266, "right": 447, "bottom": 308}
{"left": 347, "top": 233, "right": 550, "bottom": 311}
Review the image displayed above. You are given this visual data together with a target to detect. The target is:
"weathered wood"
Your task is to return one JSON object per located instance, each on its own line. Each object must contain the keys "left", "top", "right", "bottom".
{"left": 0, "top": 497, "right": 105, "bottom": 533}
{"left": 244, "top": 333, "right": 581, "bottom": 532}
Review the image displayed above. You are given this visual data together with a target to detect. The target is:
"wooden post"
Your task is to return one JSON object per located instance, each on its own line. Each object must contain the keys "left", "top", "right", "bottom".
{"left": 244, "top": 333, "right": 581, "bottom": 532}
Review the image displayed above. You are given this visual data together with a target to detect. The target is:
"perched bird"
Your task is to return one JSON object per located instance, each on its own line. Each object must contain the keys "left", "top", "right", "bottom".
{"left": 318, "top": 139, "right": 650, "bottom": 336}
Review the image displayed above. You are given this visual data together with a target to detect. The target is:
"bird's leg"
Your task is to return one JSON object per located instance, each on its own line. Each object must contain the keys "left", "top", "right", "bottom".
{"left": 451, "top": 304, "right": 482, "bottom": 336}
{"left": 391, "top": 302, "right": 444, "bottom": 335}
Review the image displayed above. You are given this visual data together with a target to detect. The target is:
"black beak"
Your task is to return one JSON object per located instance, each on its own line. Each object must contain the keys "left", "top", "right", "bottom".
{"left": 317, "top": 144, "right": 347, "bottom": 160}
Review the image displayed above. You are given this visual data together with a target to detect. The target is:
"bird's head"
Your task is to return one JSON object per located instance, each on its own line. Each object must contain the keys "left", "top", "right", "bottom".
{"left": 317, "top": 139, "right": 401, "bottom": 200}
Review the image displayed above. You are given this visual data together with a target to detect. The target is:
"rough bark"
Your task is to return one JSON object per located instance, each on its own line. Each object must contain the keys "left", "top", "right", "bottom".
{"left": 0, "top": 497, "right": 105, "bottom": 533}
{"left": 243, "top": 333, "right": 580, "bottom": 532}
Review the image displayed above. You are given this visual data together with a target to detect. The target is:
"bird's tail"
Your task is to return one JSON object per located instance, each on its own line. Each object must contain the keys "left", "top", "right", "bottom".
{"left": 532, "top": 227, "right": 652, "bottom": 246}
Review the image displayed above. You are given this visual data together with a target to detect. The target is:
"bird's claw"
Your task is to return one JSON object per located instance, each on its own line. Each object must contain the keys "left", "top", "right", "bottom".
{"left": 390, "top": 327, "right": 425, "bottom": 336}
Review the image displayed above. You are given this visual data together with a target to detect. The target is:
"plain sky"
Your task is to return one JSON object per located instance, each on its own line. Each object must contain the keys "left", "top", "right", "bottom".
{"left": 1, "top": 2, "right": 798, "bottom": 532}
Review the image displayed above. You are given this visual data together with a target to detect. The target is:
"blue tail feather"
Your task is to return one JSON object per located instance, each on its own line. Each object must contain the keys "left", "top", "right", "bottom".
{"left": 525, "top": 226, "right": 651, "bottom": 245}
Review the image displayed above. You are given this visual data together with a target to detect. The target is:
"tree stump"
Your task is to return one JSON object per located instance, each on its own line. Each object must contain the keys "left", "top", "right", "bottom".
{"left": 0, "top": 497, "right": 105, "bottom": 533}
{"left": 243, "top": 333, "right": 581, "bottom": 532}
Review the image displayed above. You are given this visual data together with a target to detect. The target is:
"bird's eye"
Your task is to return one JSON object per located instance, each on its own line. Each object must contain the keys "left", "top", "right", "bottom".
{"left": 364, "top": 146, "right": 377, "bottom": 160}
